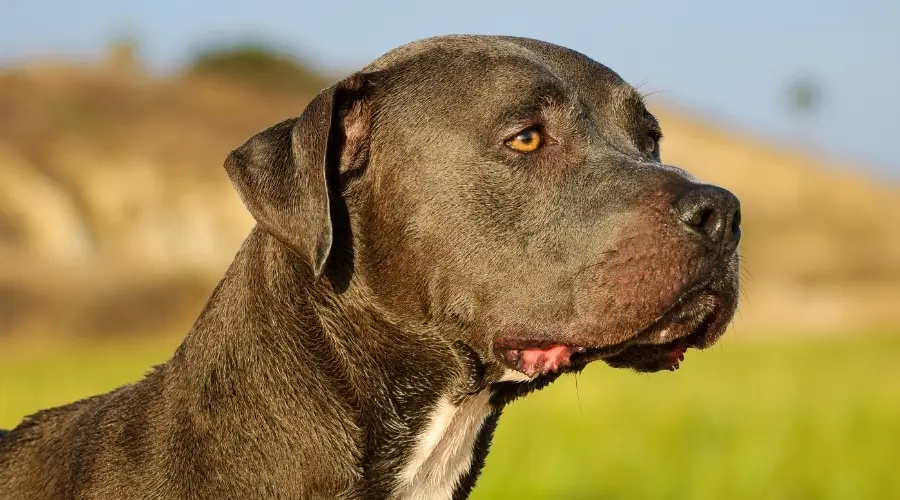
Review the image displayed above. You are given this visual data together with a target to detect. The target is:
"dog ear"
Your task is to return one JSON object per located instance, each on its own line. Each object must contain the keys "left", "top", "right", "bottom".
{"left": 224, "top": 74, "right": 372, "bottom": 277}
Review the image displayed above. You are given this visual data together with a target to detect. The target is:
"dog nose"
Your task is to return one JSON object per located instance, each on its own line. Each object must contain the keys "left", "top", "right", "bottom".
{"left": 674, "top": 184, "right": 741, "bottom": 254}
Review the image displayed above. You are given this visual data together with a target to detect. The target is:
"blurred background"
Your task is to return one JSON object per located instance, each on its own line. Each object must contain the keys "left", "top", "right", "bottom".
{"left": 1, "top": 0, "right": 898, "bottom": 498}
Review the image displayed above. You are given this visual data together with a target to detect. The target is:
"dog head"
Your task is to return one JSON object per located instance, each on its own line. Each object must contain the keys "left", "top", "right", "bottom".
{"left": 225, "top": 35, "right": 741, "bottom": 381}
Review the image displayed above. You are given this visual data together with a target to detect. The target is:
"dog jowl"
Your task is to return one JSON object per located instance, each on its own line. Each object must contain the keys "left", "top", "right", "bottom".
{"left": 0, "top": 35, "right": 741, "bottom": 500}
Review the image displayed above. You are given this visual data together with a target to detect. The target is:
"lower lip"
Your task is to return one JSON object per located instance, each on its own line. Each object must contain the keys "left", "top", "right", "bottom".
{"left": 666, "top": 344, "right": 687, "bottom": 371}
{"left": 638, "top": 294, "right": 719, "bottom": 346}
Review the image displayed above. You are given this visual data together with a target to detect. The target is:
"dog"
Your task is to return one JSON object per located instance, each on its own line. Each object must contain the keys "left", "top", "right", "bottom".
{"left": 0, "top": 35, "right": 741, "bottom": 499}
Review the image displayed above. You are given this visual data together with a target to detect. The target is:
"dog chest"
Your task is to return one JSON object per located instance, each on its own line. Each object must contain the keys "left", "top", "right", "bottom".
{"left": 393, "top": 390, "right": 493, "bottom": 500}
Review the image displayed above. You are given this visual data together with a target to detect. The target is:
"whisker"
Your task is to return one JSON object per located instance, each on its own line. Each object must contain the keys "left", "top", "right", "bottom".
{"left": 640, "top": 88, "right": 670, "bottom": 100}
{"left": 574, "top": 372, "right": 584, "bottom": 420}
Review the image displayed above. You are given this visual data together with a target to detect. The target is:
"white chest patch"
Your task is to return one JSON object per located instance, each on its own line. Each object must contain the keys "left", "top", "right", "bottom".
{"left": 394, "top": 390, "right": 494, "bottom": 500}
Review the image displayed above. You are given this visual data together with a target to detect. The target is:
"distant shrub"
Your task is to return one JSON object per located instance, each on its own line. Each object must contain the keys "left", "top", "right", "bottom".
{"left": 187, "top": 42, "right": 327, "bottom": 95}
{"left": 104, "top": 36, "right": 142, "bottom": 73}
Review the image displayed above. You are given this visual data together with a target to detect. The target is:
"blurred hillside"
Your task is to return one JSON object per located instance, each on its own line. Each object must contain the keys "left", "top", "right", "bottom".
{"left": 0, "top": 44, "right": 897, "bottom": 339}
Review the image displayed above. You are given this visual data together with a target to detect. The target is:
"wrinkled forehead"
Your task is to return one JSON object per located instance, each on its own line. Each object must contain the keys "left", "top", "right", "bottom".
{"left": 505, "top": 37, "right": 649, "bottom": 113}
{"left": 365, "top": 35, "right": 649, "bottom": 129}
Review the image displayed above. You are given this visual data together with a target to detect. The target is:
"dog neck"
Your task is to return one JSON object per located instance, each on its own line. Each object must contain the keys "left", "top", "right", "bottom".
{"left": 167, "top": 226, "right": 504, "bottom": 498}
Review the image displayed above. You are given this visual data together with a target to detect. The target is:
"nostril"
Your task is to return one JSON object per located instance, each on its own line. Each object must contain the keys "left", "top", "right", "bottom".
{"left": 675, "top": 197, "right": 720, "bottom": 238}
{"left": 731, "top": 209, "right": 742, "bottom": 237}
{"left": 693, "top": 206, "right": 715, "bottom": 232}
{"left": 674, "top": 184, "right": 741, "bottom": 253}
{"left": 723, "top": 208, "right": 742, "bottom": 253}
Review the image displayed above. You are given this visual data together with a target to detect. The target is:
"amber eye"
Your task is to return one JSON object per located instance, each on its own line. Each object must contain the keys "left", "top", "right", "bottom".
{"left": 505, "top": 128, "right": 544, "bottom": 152}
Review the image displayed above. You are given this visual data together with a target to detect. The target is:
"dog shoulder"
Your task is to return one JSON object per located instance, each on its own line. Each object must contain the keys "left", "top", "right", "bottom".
{"left": 0, "top": 369, "right": 170, "bottom": 497}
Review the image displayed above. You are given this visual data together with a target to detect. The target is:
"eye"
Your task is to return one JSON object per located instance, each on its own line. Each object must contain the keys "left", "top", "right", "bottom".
{"left": 505, "top": 128, "right": 544, "bottom": 153}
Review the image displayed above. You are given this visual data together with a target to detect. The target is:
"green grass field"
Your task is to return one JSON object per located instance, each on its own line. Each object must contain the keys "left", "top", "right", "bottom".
{"left": 2, "top": 334, "right": 898, "bottom": 499}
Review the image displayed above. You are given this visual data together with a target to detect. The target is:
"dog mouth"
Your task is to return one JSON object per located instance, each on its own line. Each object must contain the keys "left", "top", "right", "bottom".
{"left": 493, "top": 287, "right": 723, "bottom": 379}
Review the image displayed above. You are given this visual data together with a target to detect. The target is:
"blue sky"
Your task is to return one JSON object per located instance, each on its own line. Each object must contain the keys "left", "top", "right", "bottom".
{"left": 2, "top": 0, "right": 898, "bottom": 178}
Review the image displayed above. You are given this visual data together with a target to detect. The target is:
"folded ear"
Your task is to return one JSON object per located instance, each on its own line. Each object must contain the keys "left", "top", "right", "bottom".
{"left": 224, "top": 74, "right": 372, "bottom": 277}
